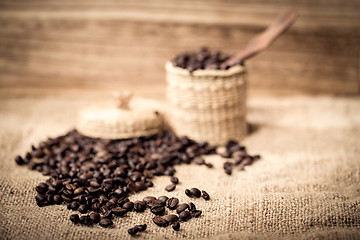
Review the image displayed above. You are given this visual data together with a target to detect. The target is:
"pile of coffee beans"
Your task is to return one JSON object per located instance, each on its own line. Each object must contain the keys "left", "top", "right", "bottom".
{"left": 15, "top": 129, "right": 259, "bottom": 234}
{"left": 220, "top": 140, "right": 260, "bottom": 175}
{"left": 171, "top": 47, "right": 244, "bottom": 72}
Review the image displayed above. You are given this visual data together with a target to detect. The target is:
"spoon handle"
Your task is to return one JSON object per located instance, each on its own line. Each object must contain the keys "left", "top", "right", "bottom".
{"left": 221, "top": 9, "right": 298, "bottom": 69}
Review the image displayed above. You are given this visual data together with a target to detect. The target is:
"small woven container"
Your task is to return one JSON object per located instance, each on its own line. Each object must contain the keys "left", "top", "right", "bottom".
{"left": 165, "top": 61, "right": 247, "bottom": 145}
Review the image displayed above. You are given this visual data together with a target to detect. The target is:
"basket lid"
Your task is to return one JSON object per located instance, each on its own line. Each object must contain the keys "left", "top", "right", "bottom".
{"left": 76, "top": 91, "right": 164, "bottom": 139}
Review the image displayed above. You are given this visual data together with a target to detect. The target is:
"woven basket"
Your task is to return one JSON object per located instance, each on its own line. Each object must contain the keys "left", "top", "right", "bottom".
{"left": 165, "top": 61, "right": 247, "bottom": 145}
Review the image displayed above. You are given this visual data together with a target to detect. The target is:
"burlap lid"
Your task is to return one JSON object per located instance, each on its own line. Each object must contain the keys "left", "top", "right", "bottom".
{"left": 76, "top": 92, "right": 164, "bottom": 139}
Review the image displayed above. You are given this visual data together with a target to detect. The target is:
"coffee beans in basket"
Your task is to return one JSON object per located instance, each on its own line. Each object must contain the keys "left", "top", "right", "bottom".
{"left": 15, "top": 129, "right": 260, "bottom": 235}
{"left": 171, "top": 47, "right": 244, "bottom": 72}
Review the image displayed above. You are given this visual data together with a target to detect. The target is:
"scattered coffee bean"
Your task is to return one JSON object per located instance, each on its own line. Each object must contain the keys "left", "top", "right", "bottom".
{"left": 164, "top": 214, "right": 179, "bottom": 224}
{"left": 134, "top": 201, "right": 146, "bottom": 212}
{"left": 205, "top": 163, "right": 213, "bottom": 168}
{"left": 185, "top": 189, "right": 192, "bottom": 197}
{"left": 179, "top": 210, "right": 192, "bottom": 222}
{"left": 143, "top": 196, "right": 156, "bottom": 204}
{"left": 128, "top": 227, "right": 138, "bottom": 235}
{"left": 15, "top": 155, "right": 25, "bottom": 165}
{"left": 135, "top": 224, "right": 147, "bottom": 232}
{"left": 202, "top": 190, "right": 210, "bottom": 200}
{"left": 103, "top": 210, "right": 112, "bottom": 219}
{"left": 170, "top": 176, "right": 179, "bottom": 184}
{"left": 176, "top": 203, "right": 189, "bottom": 214}
{"left": 70, "top": 214, "right": 79, "bottom": 224}
{"left": 190, "top": 188, "right": 201, "bottom": 198}
{"left": 193, "top": 157, "right": 205, "bottom": 165}
{"left": 122, "top": 201, "right": 134, "bottom": 211}
{"left": 152, "top": 216, "right": 169, "bottom": 227}
{"left": 78, "top": 204, "right": 88, "bottom": 213}
{"left": 165, "top": 183, "right": 176, "bottom": 192}
{"left": 189, "top": 202, "right": 196, "bottom": 211}
{"left": 99, "top": 218, "right": 113, "bottom": 228}
{"left": 79, "top": 215, "right": 91, "bottom": 225}
{"left": 191, "top": 210, "right": 202, "bottom": 218}
{"left": 112, "top": 207, "right": 127, "bottom": 217}
{"left": 89, "top": 212, "right": 100, "bottom": 222}
{"left": 172, "top": 221, "right": 180, "bottom": 231}
{"left": 35, "top": 183, "right": 48, "bottom": 194}
{"left": 151, "top": 205, "right": 165, "bottom": 215}
{"left": 166, "top": 197, "right": 179, "bottom": 210}
{"left": 158, "top": 196, "right": 169, "bottom": 205}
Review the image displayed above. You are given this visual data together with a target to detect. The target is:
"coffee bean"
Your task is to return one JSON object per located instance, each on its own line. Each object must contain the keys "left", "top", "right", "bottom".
{"left": 172, "top": 221, "right": 180, "bottom": 231}
{"left": 220, "top": 151, "right": 232, "bottom": 158}
{"left": 128, "top": 227, "right": 138, "bottom": 235}
{"left": 185, "top": 189, "right": 192, "bottom": 197}
{"left": 190, "top": 188, "right": 201, "bottom": 198}
{"left": 143, "top": 196, "right": 156, "bottom": 204}
{"left": 103, "top": 210, "right": 113, "bottom": 219}
{"left": 135, "top": 224, "right": 147, "bottom": 232}
{"left": 134, "top": 200, "right": 146, "bottom": 212}
{"left": 35, "top": 193, "right": 46, "bottom": 203}
{"left": 158, "top": 196, "right": 169, "bottom": 205}
{"left": 170, "top": 177, "right": 179, "bottom": 184}
{"left": 164, "top": 214, "right": 179, "bottom": 224}
{"left": 15, "top": 155, "right": 25, "bottom": 165}
{"left": 166, "top": 197, "right": 179, "bottom": 210}
{"left": 202, "top": 190, "right": 210, "bottom": 200}
{"left": 179, "top": 210, "right": 192, "bottom": 222}
{"left": 165, "top": 183, "right": 176, "bottom": 192}
{"left": 74, "top": 187, "right": 84, "bottom": 195}
{"left": 189, "top": 202, "right": 196, "bottom": 211}
{"left": 79, "top": 215, "right": 91, "bottom": 225}
{"left": 35, "top": 183, "right": 48, "bottom": 194}
{"left": 151, "top": 205, "right": 165, "bottom": 215}
{"left": 193, "top": 157, "right": 205, "bottom": 165}
{"left": 70, "top": 214, "right": 79, "bottom": 224}
{"left": 99, "top": 218, "right": 113, "bottom": 228}
{"left": 205, "top": 163, "right": 213, "bottom": 168}
{"left": 89, "top": 212, "right": 100, "bottom": 222}
{"left": 112, "top": 207, "right": 127, "bottom": 217}
{"left": 176, "top": 203, "right": 189, "bottom": 214}
{"left": 122, "top": 201, "right": 134, "bottom": 211}
{"left": 53, "top": 195, "right": 62, "bottom": 204}
{"left": 78, "top": 204, "right": 87, "bottom": 213}
{"left": 191, "top": 210, "right": 202, "bottom": 218}
{"left": 152, "top": 216, "right": 169, "bottom": 227}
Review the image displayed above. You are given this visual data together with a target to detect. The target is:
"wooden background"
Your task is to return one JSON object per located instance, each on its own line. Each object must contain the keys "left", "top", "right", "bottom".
{"left": 0, "top": 0, "right": 359, "bottom": 96}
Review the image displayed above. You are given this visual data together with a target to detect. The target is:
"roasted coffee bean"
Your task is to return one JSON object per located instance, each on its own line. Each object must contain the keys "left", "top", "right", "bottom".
{"left": 185, "top": 189, "right": 192, "bottom": 197}
{"left": 135, "top": 181, "right": 148, "bottom": 191}
{"left": 158, "top": 196, "right": 169, "bottom": 204}
{"left": 69, "top": 201, "right": 79, "bottom": 210}
{"left": 103, "top": 210, "right": 113, "bottom": 219}
{"left": 166, "top": 197, "right": 179, "bottom": 210}
{"left": 202, "top": 190, "right": 210, "bottom": 200}
{"left": 15, "top": 155, "right": 25, "bottom": 165}
{"left": 165, "top": 183, "right": 176, "bottom": 192}
{"left": 164, "top": 214, "right": 179, "bottom": 224}
{"left": 151, "top": 205, "right": 165, "bottom": 215}
{"left": 189, "top": 202, "right": 196, "bottom": 211}
{"left": 70, "top": 214, "right": 79, "bottom": 224}
{"left": 35, "top": 183, "right": 48, "bottom": 193}
{"left": 191, "top": 210, "right": 202, "bottom": 218}
{"left": 134, "top": 200, "right": 146, "bottom": 212}
{"left": 78, "top": 204, "right": 88, "bottom": 213}
{"left": 193, "top": 157, "right": 205, "bottom": 165}
{"left": 220, "top": 151, "right": 232, "bottom": 159}
{"left": 53, "top": 195, "right": 62, "bottom": 204}
{"left": 205, "top": 163, "right": 213, "bottom": 168}
{"left": 172, "top": 221, "right": 180, "bottom": 231}
{"left": 35, "top": 193, "right": 46, "bottom": 203}
{"left": 179, "top": 210, "right": 192, "bottom": 222}
{"left": 99, "top": 218, "right": 113, "bottom": 228}
{"left": 128, "top": 227, "right": 138, "bottom": 235}
{"left": 152, "top": 216, "right": 169, "bottom": 227}
{"left": 112, "top": 207, "right": 127, "bottom": 217}
{"left": 170, "top": 176, "right": 179, "bottom": 184}
{"left": 89, "top": 212, "right": 100, "bottom": 222}
{"left": 190, "top": 188, "right": 201, "bottom": 198}
{"left": 74, "top": 187, "right": 84, "bottom": 195}
{"left": 143, "top": 196, "right": 156, "bottom": 204}
{"left": 176, "top": 203, "right": 189, "bottom": 214}
{"left": 135, "top": 224, "right": 147, "bottom": 232}
{"left": 79, "top": 215, "right": 91, "bottom": 225}
{"left": 122, "top": 201, "right": 134, "bottom": 211}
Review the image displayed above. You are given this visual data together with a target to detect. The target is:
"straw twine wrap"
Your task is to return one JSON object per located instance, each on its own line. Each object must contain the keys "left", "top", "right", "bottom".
{"left": 166, "top": 62, "right": 247, "bottom": 145}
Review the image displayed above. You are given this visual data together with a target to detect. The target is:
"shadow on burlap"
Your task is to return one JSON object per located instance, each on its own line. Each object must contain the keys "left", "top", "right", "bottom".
{"left": 0, "top": 93, "right": 359, "bottom": 239}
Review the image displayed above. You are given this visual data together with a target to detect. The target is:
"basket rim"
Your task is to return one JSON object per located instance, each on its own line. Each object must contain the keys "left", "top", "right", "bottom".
{"left": 165, "top": 61, "right": 246, "bottom": 77}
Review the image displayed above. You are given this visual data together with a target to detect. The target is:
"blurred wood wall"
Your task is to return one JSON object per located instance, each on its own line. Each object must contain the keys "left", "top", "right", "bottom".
{"left": 0, "top": 0, "right": 359, "bottom": 95}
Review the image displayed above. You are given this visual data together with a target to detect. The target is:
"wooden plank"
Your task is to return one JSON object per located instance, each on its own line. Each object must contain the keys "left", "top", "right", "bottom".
{"left": 0, "top": 0, "right": 359, "bottom": 94}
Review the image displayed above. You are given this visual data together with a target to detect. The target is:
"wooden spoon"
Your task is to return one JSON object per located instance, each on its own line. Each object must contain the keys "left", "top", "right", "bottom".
{"left": 221, "top": 9, "right": 298, "bottom": 69}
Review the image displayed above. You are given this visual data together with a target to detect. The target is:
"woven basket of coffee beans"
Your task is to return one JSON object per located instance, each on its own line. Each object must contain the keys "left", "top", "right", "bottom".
{"left": 166, "top": 47, "right": 247, "bottom": 145}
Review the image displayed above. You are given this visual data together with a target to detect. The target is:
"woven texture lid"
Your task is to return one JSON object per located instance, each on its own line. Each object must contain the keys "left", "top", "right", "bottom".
{"left": 76, "top": 93, "right": 164, "bottom": 139}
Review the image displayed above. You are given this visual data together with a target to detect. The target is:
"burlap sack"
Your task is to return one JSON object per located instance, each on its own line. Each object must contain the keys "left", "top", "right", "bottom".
{"left": 166, "top": 62, "right": 247, "bottom": 145}
{"left": 1, "top": 93, "right": 359, "bottom": 239}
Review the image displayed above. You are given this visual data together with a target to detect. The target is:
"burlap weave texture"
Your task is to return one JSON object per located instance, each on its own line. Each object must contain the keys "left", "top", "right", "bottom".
{"left": 0, "top": 93, "right": 359, "bottom": 239}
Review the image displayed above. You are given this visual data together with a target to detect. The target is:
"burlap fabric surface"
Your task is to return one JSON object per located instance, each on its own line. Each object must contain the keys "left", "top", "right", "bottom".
{"left": 0, "top": 93, "right": 359, "bottom": 239}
